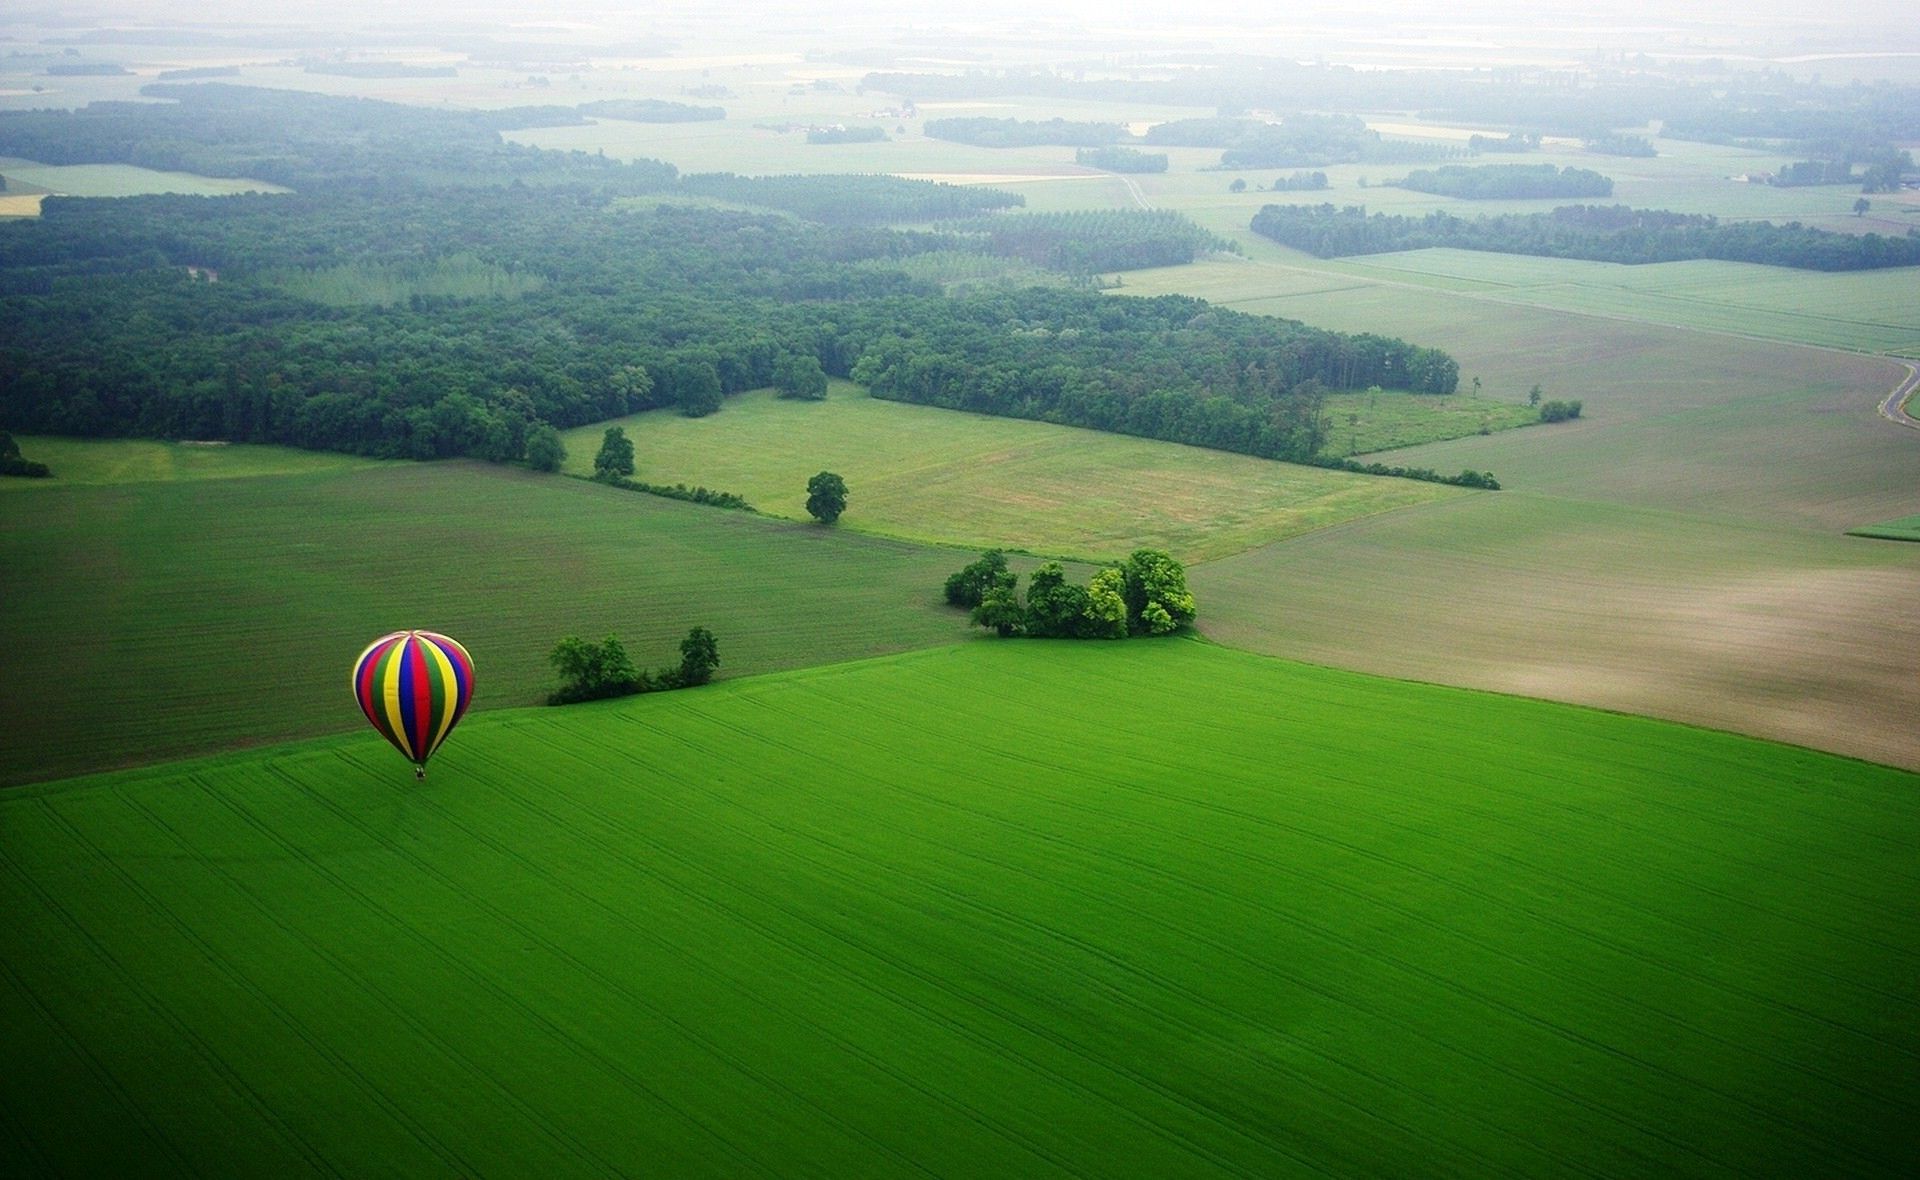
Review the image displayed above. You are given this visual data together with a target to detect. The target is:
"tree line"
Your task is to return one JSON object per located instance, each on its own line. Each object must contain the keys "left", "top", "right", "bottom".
{"left": 1393, "top": 164, "right": 1613, "bottom": 200}
{"left": 1251, "top": 203, "right": 1920, "bottom": 270}
{"left": 951, "top": 210, "right": 1237, "bottom": 276}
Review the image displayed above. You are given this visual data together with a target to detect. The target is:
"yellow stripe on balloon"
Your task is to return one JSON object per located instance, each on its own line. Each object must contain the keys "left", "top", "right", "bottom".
{"left": 381, "top": 641, "right": 412, "bottom": 761}
{"left": 423, "top": 638, "right": 461, "bottom": 757}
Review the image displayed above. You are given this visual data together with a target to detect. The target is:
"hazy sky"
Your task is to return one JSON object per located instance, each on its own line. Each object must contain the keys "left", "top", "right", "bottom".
{"left": 14, "top": 0, "right": 1918, "bottom": 67}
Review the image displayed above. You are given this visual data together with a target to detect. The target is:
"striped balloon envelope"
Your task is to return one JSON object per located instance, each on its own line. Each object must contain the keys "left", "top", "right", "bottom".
{"left": 350, "top": 631, "right": 475, "bottom": 778}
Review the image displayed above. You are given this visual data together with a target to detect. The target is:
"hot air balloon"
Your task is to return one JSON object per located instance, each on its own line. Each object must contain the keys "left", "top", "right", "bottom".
{"left": 351, "top": 630, "right": 475, "bottom": 779}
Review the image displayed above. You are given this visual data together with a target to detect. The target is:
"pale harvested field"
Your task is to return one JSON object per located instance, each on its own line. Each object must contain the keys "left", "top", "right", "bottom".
{"left": 1193, "top": 494, "right": 1920, "bottom": 770}
{"left": 1126, "top": 231, "right": 1920, "bottom": 769}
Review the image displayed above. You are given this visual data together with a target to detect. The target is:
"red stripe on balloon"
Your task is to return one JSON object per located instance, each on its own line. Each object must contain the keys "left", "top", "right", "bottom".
{"left": 409, "top": 634, "right": 432, "bottom": 762}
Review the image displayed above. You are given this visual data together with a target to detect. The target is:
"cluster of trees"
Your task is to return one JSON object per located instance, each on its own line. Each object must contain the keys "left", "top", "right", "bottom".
{"left": 954, "top": 210, "right": 1236, "bottom": 275}
{"left": 947, "top": 550, "right": 1196, "bottom": 639}
{"left": 1075, "top": 146, "right": 1168, "bottom": 173}
{"left": 1773, "top": 160, "right": 1855, "bottom": 187}
{"left": 577, "top": 98, "right": 723, "bottom": 122}
{"left": 923, "top": 117, "right": 1123, "bottom": 148}
{"left": 1267, "top": 171, "right": 1329, "bottom": 192}
{"left": 677, "top": 172, "right": 1022, "bottom": 225}
{"left": 1538, "top": 399, "right": 1583, "bottom": 423}
{"left": 1394, "top": 164, "right": 1613, "bottom": 200}
{"left": 1140, "top": 115, "right": 1452, "bottom": 169}
{"left": 0, "top": 431, "right": 50, "bottom": 477}
{"left": 1251, "top": 203, "right": 1920, "bottom": 270}
{"left": 547, "top": 626, "right": 719, "bottom": 705}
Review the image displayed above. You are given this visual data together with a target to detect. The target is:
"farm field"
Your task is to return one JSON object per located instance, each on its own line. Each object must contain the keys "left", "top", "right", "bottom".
{"left": 0, "top": 436, "right": 376, "bottom": 489}
{"left": 1848, "top": 514, "right": 1920, "bottom": 542}
{"left": 0, "top": 157, "right": 286, "bottom": 198}
{"left": 1120, "top": 250, "right": 1920, "bottom": 359}
{"left": 560, "top": 385, "right": 1466, "bottom": 562}
{"left": 1330, "top": 251, "right": 1920, "bottom": 355}
{"left": 4, "top": 640, "right": 1916, "bottom": 1178}
{"left": 0, "top": 457, "right": 979, "bottom": 786}
{"left": 1191, "top": 493, "right": 1920, "bottom": 770}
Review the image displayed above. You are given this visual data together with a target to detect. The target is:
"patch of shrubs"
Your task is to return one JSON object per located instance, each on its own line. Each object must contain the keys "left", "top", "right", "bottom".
{"left": 1538, "top": 400, "right": 1583, "bottom": 423}
{"left": 547, "top": 626, "right": 720, "bottom": 705}
{"left": 0, "top": 431, "right": 49, "bottom": 478}
{"left": 950, "top": 549, "right": 1196, "bottom": 639}
{"left": 604, "top": 477, "right": 755, "bottom": 511}
{"left": 1301, "top": 454, "right": 1501, "bottom": 489}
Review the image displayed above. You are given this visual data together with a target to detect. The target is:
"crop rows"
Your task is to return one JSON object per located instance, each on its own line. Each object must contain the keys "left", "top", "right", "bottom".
{"left": 4, "top": 641, "right": 1916, "bottom": 1177}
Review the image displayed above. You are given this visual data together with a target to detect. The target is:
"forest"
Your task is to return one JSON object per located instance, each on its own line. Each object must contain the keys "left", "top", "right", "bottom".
{"left": 0, "top": 86, "right": 1461, "bottom": 475}
{"left": 1251, "top": 203, "right": 1920, "bottom": 270}
{"left": 676, "top": 172, "right": 1023, "bottom": 224}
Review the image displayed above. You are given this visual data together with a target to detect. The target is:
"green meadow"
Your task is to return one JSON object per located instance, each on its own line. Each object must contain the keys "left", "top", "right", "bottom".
{"left": 1848, "top": 514, "right": 1920, "bottom": 542}
{"left": 5, "top": 640, "right": 1915, "bottom": 1178}
{"left": 0, "top": 156, "right": 287, "bottom": 198}
{"left": 0, "top": 436, "right": 376, "bottom": 488}
{"left": 0, "top": 455, "right": 979, "bottom": 785}
{"left": 560, "top": 385, "right": 1465, "bottom": 562}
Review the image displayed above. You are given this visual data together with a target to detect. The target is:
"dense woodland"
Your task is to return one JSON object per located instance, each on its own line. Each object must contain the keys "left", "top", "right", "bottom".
{"left": 1394, "top": 164, "right": 1613, "bottom": 200}
{"left": 0, "top": 87, "right": 1463, "bottom": 477}
{"left": 1251, "top": 203, "right": 1920, "bottom": 270}
{"left": 952, "top": 211, "right": 1236, "bottom": 275}
{"left": 677, "top": 172, "right": 1023, "bottom": 224}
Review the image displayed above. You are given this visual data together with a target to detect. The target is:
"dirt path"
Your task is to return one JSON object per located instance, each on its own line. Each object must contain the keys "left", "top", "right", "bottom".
{"left": 1877, "top": 360, "right": 1920, "bottom": 429}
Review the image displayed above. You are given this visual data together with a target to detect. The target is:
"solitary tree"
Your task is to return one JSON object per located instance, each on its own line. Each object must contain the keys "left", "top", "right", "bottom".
{"left": 1528, "top": 384, "right": 1543, "bottom": 408}
{"left": 593, "top": 426, "right": 635, "bottom": 480}
{"left": 1854, "top": 197, "right": 1871, "bottom": 217}
{"left": 524, "top": 422, "right": 566, "bottom": 472}
{"left": 1229, "top": 178, "right": 1247, "bottom": 193}
{"left": 678, "top": 626, "right": 720, "bottom": 686}
{"left": 805, "top": 470, "right": 848, "bottom": 523}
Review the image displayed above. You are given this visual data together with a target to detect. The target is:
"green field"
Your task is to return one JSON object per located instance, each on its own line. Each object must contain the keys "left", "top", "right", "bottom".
{"left": 0, "top": 436, "right": 377, "bottom": 489}
{"left": 0, "top": 157, "right": 287, "bottom": 198}
{"left": 5, "top": 640, "right": 1915, "bottom": 1178}
{"left": 1848, "top": 514, "right": 1920, "bottom": 541}
{"left": 1320, "top": 388, "right": 1541, "bottom": 456}
{"left": 560, "top": 385, "right": 1466, "bottom": 562}
{"left": 0, "top": 457, "right": 985, "bottom": 785}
